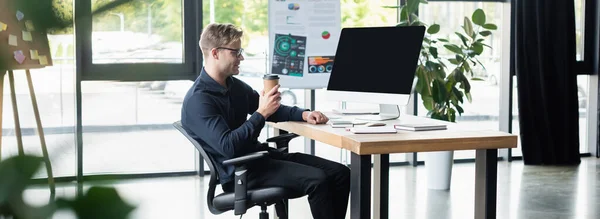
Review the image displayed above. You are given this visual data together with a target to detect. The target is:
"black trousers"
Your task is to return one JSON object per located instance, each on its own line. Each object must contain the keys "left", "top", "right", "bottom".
{"left": 224, "top": 152, "right": 350, "bottom": 219}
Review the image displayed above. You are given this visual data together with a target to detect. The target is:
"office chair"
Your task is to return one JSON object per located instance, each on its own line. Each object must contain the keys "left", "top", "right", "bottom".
{"left": 173, "top": 121, "right": 303, "bottom": 219}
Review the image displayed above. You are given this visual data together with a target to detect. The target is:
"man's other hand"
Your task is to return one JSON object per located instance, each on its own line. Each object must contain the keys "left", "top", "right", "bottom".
{"left": 257, "top": 85, "right": 281, "bottom": 118}
{"left": 302, "top": 111, "right": 329, "bottom": 124}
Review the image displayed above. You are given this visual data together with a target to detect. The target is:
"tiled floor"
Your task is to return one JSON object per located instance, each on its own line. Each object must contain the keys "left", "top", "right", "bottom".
{"left": 24, "top": 157, "right": 600, "bottom": 219}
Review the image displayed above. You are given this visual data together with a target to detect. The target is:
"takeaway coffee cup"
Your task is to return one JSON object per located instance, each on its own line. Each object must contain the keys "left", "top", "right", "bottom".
{"left": 263, "top": 74, "right": 279, "bottom": 94}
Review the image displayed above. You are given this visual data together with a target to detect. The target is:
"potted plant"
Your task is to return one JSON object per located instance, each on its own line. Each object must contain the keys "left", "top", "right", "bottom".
{"left": 387, "top": 0, "right": 496, "bottom": 190}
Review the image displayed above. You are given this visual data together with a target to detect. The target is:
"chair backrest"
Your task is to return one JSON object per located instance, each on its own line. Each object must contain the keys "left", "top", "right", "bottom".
{"left": 173, "top": 121, "right": 224, "bottom": 215}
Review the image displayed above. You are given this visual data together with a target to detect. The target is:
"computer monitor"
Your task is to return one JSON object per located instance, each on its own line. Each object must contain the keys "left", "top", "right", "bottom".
{"left": 326, "top": 26, "right": 425, "bottom": 121}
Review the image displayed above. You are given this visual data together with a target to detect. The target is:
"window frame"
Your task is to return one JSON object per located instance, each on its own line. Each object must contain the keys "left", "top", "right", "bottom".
{"left": 576, "top": 0, "right": 598, "bottom": 74}
{"left": 76, "top": 0, "right": 201, "bottom": 81}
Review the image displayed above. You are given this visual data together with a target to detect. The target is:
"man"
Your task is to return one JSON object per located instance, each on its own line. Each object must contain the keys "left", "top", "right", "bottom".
{"left": 181, "top": 23, "right": 350, "bottom": 219}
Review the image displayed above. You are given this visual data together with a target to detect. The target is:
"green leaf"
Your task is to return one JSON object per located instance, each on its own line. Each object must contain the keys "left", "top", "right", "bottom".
{"left": 444, "top": 44, "right": 463, "bottom": 54}
{"left": 462, "top": 79, "right": 472, "bottom": 94}
{"left": 449, "top": 108, "right": 456, "bottom": 122}
{"left": 452, "top": 87, "right": 464, "bottom": 103}
{"left": 412, "top": 21, "right": 427, "bottom": 26}
{"left": 420, "top": 0, "right": 428, "bottom": 3}
{"left": 455, "top": 54, "right": 464, "bottom": 62}
{"left": 438, "top": 38, "right": 449, "bottom": 43}
{"left": 455, "top": 32, "right": 469, "bottom": 47}
{"left": 472, "top": 42, "right": 484, "bottom": 55}
{"left": 415, "top": 77, "right": 424, "bottom": 94}
{"left": 406, "top": 0, "right": 420, "bottom": 15}
{"left": 471, "top": 77, "right": 485, "bottom": 81}
{"left": 423, "top": 37, "right": 431, "bottom": 44}
{"left": 400, "top": 6, "right": 409, "bottom": 22}
{"left": 382, "top": 5, "right": 402, "bottom": 9}
{"left": 429, "top": 47, "right": 438, "bottom": 59}
{"left": 463, "top": 17, "right": 474, "bottom": 38}
{"left": 411, "top": 14, "right": 420, "bottom": 23}
{"left": 466, "top": 92, "right": 473, "bottom": 103}
{"left": 0, "top": 155, "right": 44, "bottom": 203}
{"left": 472, "top": 9, "right": 486, "bottom": 26}
{"left": 483, "top": 43, "right": 493, "bottom": 49}
{"left": 463, "top": 61, "right": 472, "bottom": 74}
{"left": 433, "top": 79, "right": 447, "bottom": 104}
{"left": 453, "top": 69, "right": 464, "bottom": 82}
{"left": 435, "top": 68, "right": 447, "bottom": 79}
{"left": 456, "top": 105, "right": 464, "bottom": 115}
{"left": 397, "top": 21, "right": 410, "bottom": 27}
{"left": 432, "top": 80, "right": 441, "bottom": 103}
{"left": 422, "top": 95, "right": 434, "bottom": 111}
{"left": 63, "top": 187, "right": 136, "bottom": 219}
{"left": 427, "top": 24, "right": 440, "bottom": 34}
{"left": 483, "top": 23, "right": 498, "bottom": 30}
{"left": 480, "top": 31, "right": 492, "bottom": 37}
{"left": 448, "top": 58, "right": 459, "bottom": 65}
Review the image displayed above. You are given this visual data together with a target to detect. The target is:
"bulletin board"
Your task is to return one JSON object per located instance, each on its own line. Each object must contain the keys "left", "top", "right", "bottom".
{"left": 0, "top": 0, "right": 53, "bottom": 70}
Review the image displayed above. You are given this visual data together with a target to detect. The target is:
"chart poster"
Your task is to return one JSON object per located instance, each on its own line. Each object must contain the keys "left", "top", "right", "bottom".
{"left": 272, "top": 34, "right": 306, "bottom": 77}
{"left": 307, "top": 56, "right": 334, "bottom": 74}
{"left": 268, "top": 0, "right": 341, "bottom": 89}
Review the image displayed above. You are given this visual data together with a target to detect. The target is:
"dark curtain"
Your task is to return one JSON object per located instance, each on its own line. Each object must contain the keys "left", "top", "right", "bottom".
{"left": 515, "top": 0, "right": 581, "bottom": 165}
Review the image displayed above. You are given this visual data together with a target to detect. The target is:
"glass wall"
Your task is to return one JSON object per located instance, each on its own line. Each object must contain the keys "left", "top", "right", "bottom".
{"left": 81, "top": 80, "right": 196, "bottom": 174}
{"left": 81, "top": 0, "right": 195, "bottom": 174}
{"left": 91, "top": 0, "right": 184, "bottom": 64}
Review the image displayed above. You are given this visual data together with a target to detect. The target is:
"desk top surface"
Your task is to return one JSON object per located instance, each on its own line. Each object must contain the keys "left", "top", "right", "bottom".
{"left": 268, "top": 114, "right": 518, "bottom": 155}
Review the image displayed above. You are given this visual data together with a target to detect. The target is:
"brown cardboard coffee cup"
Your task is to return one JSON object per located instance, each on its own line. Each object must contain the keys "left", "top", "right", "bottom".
{"left": 263, "top": 74, "right": 279, "bottom": 94}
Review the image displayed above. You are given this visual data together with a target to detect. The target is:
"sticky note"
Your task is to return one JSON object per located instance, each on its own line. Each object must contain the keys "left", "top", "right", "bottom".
{"left": 30, "top": 50, "right": 39, "bottom": 60}
{"left": 25, "top": 20, "right": 34, "bottom": 31}
{"left": 8, "top": 34, "right": 17, "bottom": 46}
{"left": 14, "top": 50, "right": 25, "bottom": 64}
{"left": 39, "top": 55, "right": 48, "bottom": 65}
{"left": 0, "top": 22, "right": 7, "bottom": 31}
{"left": 22, "top": 31, "right": 32, "bottom": 41}
{"left": 16, "top": 11, "right": 24, "bottom": 21}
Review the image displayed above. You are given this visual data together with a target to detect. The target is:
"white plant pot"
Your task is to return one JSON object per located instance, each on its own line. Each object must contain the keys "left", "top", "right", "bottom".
{"left": 425, "top": 151, "right": 454, "bottom": 190}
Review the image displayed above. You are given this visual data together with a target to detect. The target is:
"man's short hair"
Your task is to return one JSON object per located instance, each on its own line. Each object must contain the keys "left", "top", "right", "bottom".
{"left": 199, "top": 23, "right": 244, "bottom": 58}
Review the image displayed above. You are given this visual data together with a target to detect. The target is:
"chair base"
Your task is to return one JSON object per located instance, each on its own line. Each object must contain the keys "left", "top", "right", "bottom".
{"left": 259, "top": 205, "right": 268, "bottom": 219}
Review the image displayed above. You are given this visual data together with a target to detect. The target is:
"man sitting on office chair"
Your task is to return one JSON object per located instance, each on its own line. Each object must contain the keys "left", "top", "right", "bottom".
{"left": 181, "top": 23, "right": 350, "bottom": 219}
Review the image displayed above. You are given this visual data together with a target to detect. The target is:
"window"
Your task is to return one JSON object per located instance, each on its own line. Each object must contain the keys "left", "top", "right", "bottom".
{"left": 91, "top": 0, "right": 183, "bottom": 64}
{"left": 82, "top": 80, "right": 196, "bottom": 174}
{"left": 575, "top": 0, "right": 585, "bottom": 61}
{"left": 77, "top": 0, "right": 199, "bottom": 81}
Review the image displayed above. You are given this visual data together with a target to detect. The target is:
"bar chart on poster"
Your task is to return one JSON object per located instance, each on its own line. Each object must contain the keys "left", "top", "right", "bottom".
{"left": 268, "top": 0, "right": 341, "bottom": 89}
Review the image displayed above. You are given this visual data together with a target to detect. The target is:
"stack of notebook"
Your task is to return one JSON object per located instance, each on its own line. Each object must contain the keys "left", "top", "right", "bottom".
{"left": 393, "top": 123, "right": 447, "bottom": 131}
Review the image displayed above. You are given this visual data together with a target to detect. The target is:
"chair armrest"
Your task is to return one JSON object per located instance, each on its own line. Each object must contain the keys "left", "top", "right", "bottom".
{"left": 266, "top": 133, "right": 299, "bottom": 143}
{"left": 223, "top": 151, "right": 269, "bottom": 166}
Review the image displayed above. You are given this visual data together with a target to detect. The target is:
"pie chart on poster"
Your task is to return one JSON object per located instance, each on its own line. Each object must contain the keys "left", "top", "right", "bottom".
{"left": 321, "top": 31, "right": 330, "bottom": 40}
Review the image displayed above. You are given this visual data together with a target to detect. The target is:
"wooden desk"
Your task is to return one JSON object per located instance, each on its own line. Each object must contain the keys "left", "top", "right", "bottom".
{"left": 269, "top": 115, "right": 517, "bottom": 219}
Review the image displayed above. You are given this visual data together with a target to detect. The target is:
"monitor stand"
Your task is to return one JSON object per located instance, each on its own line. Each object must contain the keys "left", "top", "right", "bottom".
{"left": 355, "top": 104, "right": 400, "bottom": 121}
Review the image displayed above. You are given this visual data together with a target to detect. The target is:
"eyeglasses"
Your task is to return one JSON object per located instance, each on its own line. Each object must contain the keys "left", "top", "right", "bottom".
{"left": 217, "top": 47, "right": 244, "bottom": 57}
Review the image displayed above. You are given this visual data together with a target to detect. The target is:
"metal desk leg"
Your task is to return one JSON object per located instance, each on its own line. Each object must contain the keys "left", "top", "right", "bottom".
{"left": 372, "top": 154, "right": 389, "bottom": 219}
{"left": 380, "top": 154, "right": 389, "bottom": 219}
{"left": 351, "top": 153, "right": 371, "bottom": 219}
{"left": 475, "top": 149, "right": 498, "bottom": 219}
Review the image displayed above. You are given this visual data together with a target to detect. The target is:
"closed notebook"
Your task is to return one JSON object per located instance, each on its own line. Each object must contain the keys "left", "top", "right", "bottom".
{"left": 348, "top": 126, "right": 397, "bottom": 134}
{"left": 393, "top": 123, "right": 447, "bottom": 131}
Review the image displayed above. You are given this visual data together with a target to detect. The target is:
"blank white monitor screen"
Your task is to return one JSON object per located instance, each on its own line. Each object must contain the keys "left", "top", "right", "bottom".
{"left": 327, "top": 26, "right": 425, "bottom": 97}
